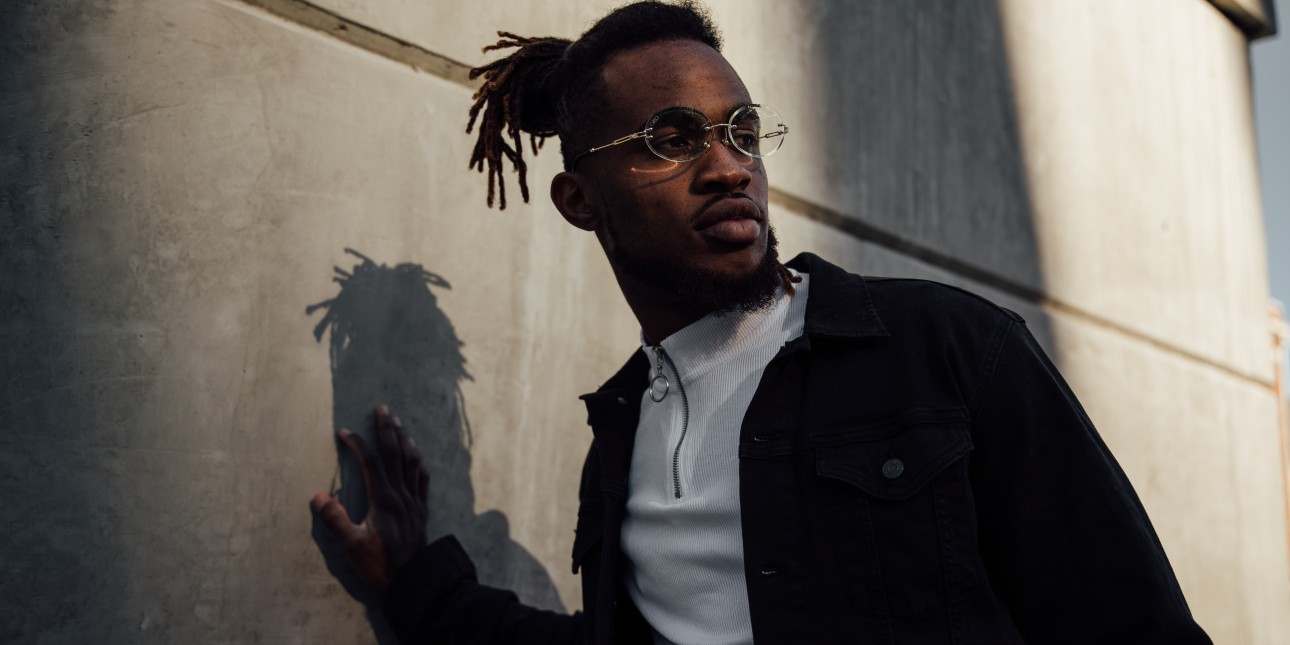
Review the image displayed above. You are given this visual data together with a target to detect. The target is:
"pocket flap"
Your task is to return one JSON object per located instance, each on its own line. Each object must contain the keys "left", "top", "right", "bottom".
{"left": 816, "top": 423, "right": 972, "bottom": 501}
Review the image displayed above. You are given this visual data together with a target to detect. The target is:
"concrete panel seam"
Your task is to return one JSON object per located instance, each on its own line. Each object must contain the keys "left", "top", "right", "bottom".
{"left": 769, "top": 188, "right": 1046, "bottom": 303}
{"left": 771, "top": 187, "right": 1277, "bottom": 390}
{"left": 224, "top": 0, "right": 478, "bottom": 88}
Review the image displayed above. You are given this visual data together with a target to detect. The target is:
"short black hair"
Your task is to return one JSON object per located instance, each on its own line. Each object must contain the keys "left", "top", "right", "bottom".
{"left": 466, "top": 1, "right": 722, "bottom": 209}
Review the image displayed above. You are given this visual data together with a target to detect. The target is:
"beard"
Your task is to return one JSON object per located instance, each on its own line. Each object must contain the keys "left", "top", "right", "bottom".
{"left": 607, "top": 222, "right": 786, "bottom": 317}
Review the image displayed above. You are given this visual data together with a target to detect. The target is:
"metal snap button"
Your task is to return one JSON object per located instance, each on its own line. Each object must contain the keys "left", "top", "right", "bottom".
{"left": 882, "top": 458, "right": 905, "bottom": 479}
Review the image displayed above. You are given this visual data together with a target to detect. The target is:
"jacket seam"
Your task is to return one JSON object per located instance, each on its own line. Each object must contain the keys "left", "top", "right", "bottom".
{"left": 968, "top": 316, "right": 1016, "bottom": 420}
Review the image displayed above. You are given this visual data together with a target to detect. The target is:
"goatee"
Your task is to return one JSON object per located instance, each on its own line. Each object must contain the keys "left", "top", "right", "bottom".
{"left": 610, "top": 224, "right": 786, "bottom": 317}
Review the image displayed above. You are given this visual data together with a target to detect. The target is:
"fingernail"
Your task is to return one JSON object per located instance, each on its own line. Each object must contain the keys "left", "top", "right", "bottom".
{"left": 338, "top": 428, "right": 351, "bottom": 438}
{"left": 377, "top": 404, "right": 389, "bottom": 415}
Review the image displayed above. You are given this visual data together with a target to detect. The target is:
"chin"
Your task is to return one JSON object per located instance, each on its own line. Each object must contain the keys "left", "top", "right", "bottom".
{"left": 681, "top": 229, "right": 783, "bottom": 314}
{"left": 613, "top": 224, "right": 783, "bottom": 314}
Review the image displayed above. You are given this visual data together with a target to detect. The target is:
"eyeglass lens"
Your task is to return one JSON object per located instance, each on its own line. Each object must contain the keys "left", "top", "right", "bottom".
{"left": 645, "top": 105, "right": 787, "bottom": 162}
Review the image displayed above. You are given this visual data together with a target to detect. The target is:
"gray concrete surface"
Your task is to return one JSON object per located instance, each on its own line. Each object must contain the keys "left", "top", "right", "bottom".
{"left": 2, "top": 0, "right": 1287, "bottom": 643}
{"left": 1, "top": 1, "right": 631, "bottom": 641}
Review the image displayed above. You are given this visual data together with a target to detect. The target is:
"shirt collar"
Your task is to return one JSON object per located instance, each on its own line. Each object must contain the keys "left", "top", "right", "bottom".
{"left": 584, "top": 252, "right": 889, "bottom": 405}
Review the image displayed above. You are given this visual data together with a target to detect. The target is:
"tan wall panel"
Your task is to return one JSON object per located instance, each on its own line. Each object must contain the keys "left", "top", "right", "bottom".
{"left": 1047, "top": 308, "right": 1290, "bottom": 643}
{"left": 1001, "top": 0, "right": 1273, "bottom": 379}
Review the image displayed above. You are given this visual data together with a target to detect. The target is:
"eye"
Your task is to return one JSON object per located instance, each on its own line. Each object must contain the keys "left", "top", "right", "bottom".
{"left": 652, "top": 133, "right": 695, "bottom": 151}
{"left": 731, "top": 128, "right": 761, "bottom": 152}
{"left": 649, "top": 127, "right": 706, "bottom": 159}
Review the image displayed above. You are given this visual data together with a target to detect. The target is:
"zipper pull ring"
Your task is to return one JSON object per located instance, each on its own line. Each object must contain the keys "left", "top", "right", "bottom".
{"left": 649, "top": 346, "right": 669, "bottom": 402}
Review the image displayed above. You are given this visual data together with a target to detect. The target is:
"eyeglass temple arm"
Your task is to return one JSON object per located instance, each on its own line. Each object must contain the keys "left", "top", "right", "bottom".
{"left": 570, "top": 130, "right": 650, "bottom": 169}
{"left": 585, "top": 131, "right": 649, "bottom": 155}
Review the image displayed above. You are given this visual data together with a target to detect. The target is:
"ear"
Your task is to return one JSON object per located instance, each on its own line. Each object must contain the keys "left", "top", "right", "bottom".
{"left": 550, "top": 171, "right": 600, "bottom": 231}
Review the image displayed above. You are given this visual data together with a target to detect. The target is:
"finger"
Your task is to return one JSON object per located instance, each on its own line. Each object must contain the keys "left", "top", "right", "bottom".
{"left": 339, "top": 428, "right": 390, "bottom": 503}
{"left": 311, "top": 492, "right": 364, "bottom": 546}
{"left": 374, "top": 405, "right": 405, "bottom": 489}
{"left": 400, "top": 433, "right": 421, "bottom": 494}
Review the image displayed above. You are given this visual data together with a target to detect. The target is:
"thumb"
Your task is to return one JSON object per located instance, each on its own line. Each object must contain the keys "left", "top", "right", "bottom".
{"left": 312, "top": 492, "right": 364, "bottom": 546}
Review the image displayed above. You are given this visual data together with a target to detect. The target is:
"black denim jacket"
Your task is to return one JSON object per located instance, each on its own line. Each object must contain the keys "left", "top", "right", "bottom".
{"left": 386, "top": 253, "right": 1210, "bottom": 644}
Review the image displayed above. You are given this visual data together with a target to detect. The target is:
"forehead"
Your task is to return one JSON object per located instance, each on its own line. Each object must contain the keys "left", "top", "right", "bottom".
{"left": 598, "top": 39, "right": 751, "bottom": 130}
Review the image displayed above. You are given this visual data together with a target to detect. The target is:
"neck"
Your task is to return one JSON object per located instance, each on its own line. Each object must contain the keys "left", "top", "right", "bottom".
{"left": 612, "top": 267, "right": 712, "bottom": 344}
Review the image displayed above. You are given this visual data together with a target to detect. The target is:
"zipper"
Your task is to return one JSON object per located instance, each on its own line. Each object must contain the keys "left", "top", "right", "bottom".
{"left": 650, "top": 345, "right": 690, "bottom": 499}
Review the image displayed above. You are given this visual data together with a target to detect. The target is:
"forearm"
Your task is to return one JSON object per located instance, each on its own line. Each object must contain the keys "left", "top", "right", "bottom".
{"left": 970, "top": 321, "right": 1210, "bottom": 644}
{"left": 385, "top": 536, "right": 583, "bottom": 645}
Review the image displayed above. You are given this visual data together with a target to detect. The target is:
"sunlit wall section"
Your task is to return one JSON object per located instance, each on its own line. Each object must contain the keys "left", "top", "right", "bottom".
{"left": 996, "top": 0, "right": 1288, "bottom": 642}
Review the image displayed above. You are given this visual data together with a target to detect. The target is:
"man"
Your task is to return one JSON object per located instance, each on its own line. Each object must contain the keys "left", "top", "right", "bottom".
{"left": 311, "top": 2, "right": 1211, "bottom": 643}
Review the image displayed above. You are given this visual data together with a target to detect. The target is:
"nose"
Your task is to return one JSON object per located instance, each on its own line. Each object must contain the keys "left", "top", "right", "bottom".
{"left": 692, "top": 135, "right": 754, "bottom": 194}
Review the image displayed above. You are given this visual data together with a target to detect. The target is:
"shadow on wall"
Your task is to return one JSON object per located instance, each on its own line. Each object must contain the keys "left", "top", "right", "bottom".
{"left": 797, "top": 0, "right": 1052, "bottom": 348}
{"left": 306, "top": 249, "right": 565, "bottom": 641}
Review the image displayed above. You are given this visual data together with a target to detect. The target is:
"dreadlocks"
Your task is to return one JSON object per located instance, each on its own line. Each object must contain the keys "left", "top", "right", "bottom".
{"left": 465, "top": 32, "right": 569, "bottom": 210}
{"left": 465, "top": 1, "right": 721, "bottom": 210}
{"left": 464, "top": 2, "right": 799, "bottom": 293}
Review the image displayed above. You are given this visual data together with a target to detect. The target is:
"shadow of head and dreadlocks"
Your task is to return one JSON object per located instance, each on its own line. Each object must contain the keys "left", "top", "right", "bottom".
{"left": 306, "top": 249, "right": 565, "bottom": 641}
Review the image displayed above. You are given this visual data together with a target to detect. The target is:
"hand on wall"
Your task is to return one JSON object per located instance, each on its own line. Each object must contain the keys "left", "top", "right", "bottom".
{"left": 311, "top": 404, "right": 430, "bottom": 592}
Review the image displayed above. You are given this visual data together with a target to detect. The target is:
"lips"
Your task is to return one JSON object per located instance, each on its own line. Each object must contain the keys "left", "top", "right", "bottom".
{"left": 693, "top": 195, "right": 764, "bottom": 246}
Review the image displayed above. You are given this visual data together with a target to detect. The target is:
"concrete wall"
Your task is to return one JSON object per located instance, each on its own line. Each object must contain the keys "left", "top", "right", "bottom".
{"left": 2, "top": 0, "right": 1286, "bottom": 643}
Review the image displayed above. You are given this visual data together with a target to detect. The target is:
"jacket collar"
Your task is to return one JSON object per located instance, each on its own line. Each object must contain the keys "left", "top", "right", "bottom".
{"left": 786, "top": 252, "right": 889, "bottom": 340}
{"left": 578, "top": 349, "right": 650, "bottom": 433}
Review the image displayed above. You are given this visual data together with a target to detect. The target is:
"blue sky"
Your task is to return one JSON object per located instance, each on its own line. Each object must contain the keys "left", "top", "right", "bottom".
{"left": 1252, "top": 0, "right": 1288, "bottom": 386}
{"left": 1254, "top": 0, "right": 1288, "bottom": 317}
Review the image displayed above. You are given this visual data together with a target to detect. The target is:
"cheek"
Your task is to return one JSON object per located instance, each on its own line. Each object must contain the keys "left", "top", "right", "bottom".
{"left": 623, "top": 194, "right": 686, "bottom": 237}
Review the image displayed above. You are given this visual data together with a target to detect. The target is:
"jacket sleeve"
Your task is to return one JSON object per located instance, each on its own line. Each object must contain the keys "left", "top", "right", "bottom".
{"left": 384, "top": 535, "right": 583, "bottom": 645}
{"left": 968, "top": 318, "right": 1211, "bottom": 644}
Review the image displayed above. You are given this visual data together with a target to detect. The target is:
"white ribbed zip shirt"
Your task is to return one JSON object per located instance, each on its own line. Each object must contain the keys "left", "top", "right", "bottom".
{"left": 621, "top": 272, "right": 810, "bottom": 645}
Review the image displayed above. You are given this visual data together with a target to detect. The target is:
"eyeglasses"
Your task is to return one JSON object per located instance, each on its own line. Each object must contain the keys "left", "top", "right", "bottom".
{"left": 571, "top": 104, "right": 789, "bottom": 168}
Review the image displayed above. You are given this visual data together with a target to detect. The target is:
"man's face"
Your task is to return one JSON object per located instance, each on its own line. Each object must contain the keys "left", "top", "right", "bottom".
{"left": 579, "top": 39, "right": 780, "bottom": 315}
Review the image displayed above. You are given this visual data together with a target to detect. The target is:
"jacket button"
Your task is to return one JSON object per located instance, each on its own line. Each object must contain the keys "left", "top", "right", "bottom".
{"left": 616, "top": 396, "right": 627, "bottom": 405}
{"left": 882, "top": 458, "right": 905, "bottom": 479}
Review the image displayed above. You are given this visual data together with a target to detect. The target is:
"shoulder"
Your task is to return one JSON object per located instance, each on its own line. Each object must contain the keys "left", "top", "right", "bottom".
{"left": 792, "top": 253, "right": 1031, "bottom": 418}
{"left": 855, "top": 279, "right": 1023, "bottom": 382}
{"left": 791, "top": 251, "right": 1023, "bottom": 335}
{"left": 862, "top": 276, "right": 1023, "bottom": 328}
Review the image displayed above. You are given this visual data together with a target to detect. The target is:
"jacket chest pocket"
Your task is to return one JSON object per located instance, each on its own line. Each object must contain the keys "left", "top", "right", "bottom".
{"left": 812, "top": 420, "right": 974, "bottom": 629}
{"left": 816, "top": 421, "right": 972, "bottom": 502}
